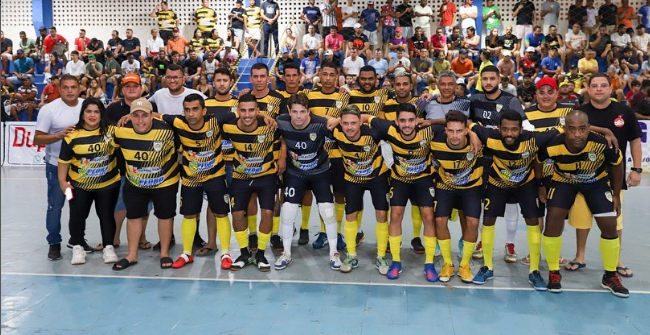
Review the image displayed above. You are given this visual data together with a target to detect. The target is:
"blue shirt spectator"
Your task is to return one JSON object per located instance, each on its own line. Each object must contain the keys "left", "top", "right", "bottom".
{"left": 368, "top": 55, "right": 389, "bottom": 76}
{"left": 361, "top": 6, "right": 381, "bottom": 32}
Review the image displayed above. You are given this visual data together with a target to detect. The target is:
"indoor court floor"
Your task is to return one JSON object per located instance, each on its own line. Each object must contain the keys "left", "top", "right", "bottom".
{"left": 2, "top": 166, "right": 649, "bottom": 335}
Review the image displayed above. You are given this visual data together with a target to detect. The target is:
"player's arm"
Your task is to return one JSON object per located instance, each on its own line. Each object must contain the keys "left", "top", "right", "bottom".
{"left": 610, "top": 153, "right": 624, "bottom": 215}
{"left": 278, "top": 138, "right": 287, "bottom": 175}
{"left": 589, "top": 125, "right": 618, "bottom": 150}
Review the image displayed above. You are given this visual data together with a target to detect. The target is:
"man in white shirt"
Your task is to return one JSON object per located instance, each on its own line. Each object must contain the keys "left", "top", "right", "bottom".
{"left": 584, "top": 0, "right": 598, "bottom": 37}
{"left": 121, "top": 54, "right": 141, "bottom": 74}
{"left": 632, "top": 24, "right": 650, "bottom": 59}
{"left": 148, "top": 64, "right": 206, "bottom": 115}
{"left": 342, "top": 48, "right": 365, "bottom": 78}
{"left": 34, "top": 74, "right": 84, "bottom": 261}
{"left": 414, "top": 0, "right": 434, "bottom": 40}
{"left": 341, "top": 0, "right": 359, "bottom": 41}
{"left": 388, "top": 47, "right": 411, "bottom": 76}
{"left": 64, "top": 51, "right": 86, "bottom": 79}
{"left": 144, "top": 28, "right": 165, "bottom": 62}
{"left": 300, "top": 24, "right": 324, "bottom": 59}
{"left": 565, "top": 22, "right": 587, "bottom": 61}
{"left": 459, "top": 0, "right": 478, "bottom": 32}
{"left": 540, "top": 0, "right": 560, "bottom": 34}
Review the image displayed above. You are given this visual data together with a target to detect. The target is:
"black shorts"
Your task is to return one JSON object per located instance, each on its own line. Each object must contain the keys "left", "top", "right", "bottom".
{"left": 180, "top": 176, "right": 230, "bottom": 216}
{"left": 389, "top": 176, "right": 435, "bottom": 208}
{"left": 229, "top": 175, "right": 278, "bottom": 212}
{"left": 434, "top": 186, "right": 483, "bottom": 219}
{"left": 330, "top": 158, "right": 345, "bottom": 195}
{"left": 481, "top": 157, "right": 518, "bottom": 205}
{"left": 345, "top": 173, "right": 390, "bottom": 214}
{"left": 123, "top": 182, "right": 178, "bottom": 220}
{"left": 484, "top": 181, "right": 540, "bottom": 219}
{"left": 283, "top": 171, "right": 333, "bottom": 204}
{"left": 546, "top": 179, "right": 616, "bottom": 215}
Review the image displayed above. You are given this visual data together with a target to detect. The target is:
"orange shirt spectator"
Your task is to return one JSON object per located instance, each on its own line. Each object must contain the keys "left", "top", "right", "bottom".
{"left": 166, "top": 35, "right": 189, "bottom": 55}
{"left": 42, "top": 83, "right": 60, "bottom": 103}
{"left": 451, "top": 54, "right": 473, "bottom": 77}
{"left": 617, "top": 5, "right": 636, "bottom": 29}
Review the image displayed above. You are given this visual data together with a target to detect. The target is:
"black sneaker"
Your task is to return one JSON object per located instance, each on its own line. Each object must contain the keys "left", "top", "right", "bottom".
{"left": 547, "top": 270, "right": 562, "bottom": 293}
{"left": 601, "top": 273, "right": 630, "bottom": 298}
{"left": 298, "top": 229, "right": 309, "bottom": 245}
{"left": 231, "top": 248, "right": 252, "bottom": 271}
{"left": 411, "top": 237, "right": 425, "bottom": 254}
{"left": 255, "top": 251, "right": 271, "bottom": 272}
{"left": 67, "top": 239, "right": 95, "bottom": 253}
{"left": 249, "top": 234, "right": 258, "bottom": 251}
{"left": 153, "top": 234, "right": 176, "bottom": 251}
{"left": 48, "top": 243, "right": 62, "bottom": 261}
{"left": 270, "top": 234, "right": 284, "bottom": 251}
{"left": 356, "top": 230, "right": 365, "bottom": 247}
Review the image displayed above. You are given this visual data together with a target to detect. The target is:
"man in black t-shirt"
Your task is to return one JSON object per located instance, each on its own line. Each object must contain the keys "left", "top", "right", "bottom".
{"left": 152, "top": 50, "right": 170, "bottom": 85}
{"left": 517, "top": 74, "right": 536, "bottom": 108}
{"left": 229, "top": 0, "right": 247, "bottom": 45}
{"left": 121, "top": 29, "right": 141, "bottom": 63}
{"left": 395, "top": 0, "right": 414, "bottom": 39}
{"left": 589, "top": 26, "right": 613, "bottom": 66}
{"left": 598, "top": 0, "right": 618, "bottom": 34}
{"left": 568, "top": 0, "right": 587, "bottom": 28}
{"left": 183, "top": 50, "right": 202, "bottom": 87}
{"left": 513, "top": 0, "right": 535, "bottom": 57}
{"left": 107, "top": 30, "right": 123, "bottom": 59}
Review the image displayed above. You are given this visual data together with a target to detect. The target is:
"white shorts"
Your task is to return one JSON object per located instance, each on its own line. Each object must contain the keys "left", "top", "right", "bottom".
{"left": 246, "top": 28, "right": 261, "bottom": 41}
{"left": 364, "top": 30, "right": 378, "bottom": 46}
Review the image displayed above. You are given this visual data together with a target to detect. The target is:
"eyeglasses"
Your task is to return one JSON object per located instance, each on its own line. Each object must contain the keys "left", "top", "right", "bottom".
{"left": 166, "top": 76, "right": 182, "bottom": 81}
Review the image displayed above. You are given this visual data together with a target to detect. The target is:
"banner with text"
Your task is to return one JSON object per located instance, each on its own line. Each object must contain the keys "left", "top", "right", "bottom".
{"left": 2, "top": 122, "right": 46, "bottom": 166}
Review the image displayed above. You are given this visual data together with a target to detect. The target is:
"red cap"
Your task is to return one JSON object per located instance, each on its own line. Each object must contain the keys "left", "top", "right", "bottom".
{"left": 536, "top": 77, "right": 558, "bottom": 90}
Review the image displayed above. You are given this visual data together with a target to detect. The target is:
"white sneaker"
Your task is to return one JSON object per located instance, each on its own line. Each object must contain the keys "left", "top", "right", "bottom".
{"left": 103, "top": 245, "right": 118, "bottom": 264}
{"left": 274, "top": 253, "right": 292, "bottom": 270}
{"left": 71, "top": 245, "right": 86, "bottom": 265}
{"left": 329, "top": 253, "right": 342, "bottom": 271}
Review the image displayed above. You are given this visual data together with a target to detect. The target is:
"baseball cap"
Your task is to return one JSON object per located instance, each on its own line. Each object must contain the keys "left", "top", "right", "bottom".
{"left": 559, "top": 81, "right": 570, "bottom": 88}
{"left": 224, "top": 41, "right": 232, "bottom": 47}
{"left": 526, "top": 47, "right": 535, "bottom": 53}
{"left": 456, "top": 78, "right": 465, "bottom": 84}
{"left": 324, "top": 50, "right": 333, "bottom": 56}
{"left": 570, "top": 64, "right": 578, "bottom": 69}
{"left": 502, "top": 50, "right": 512, "bottom": 57}
{"left": 354, "top": 23, "right": 362, "bottom": 29}
{"left": 281, "top": 47, "right": 290, "bottom": 53}
{"left": 368, "top": 0, "right": 374, "bottom": 4}
{"left": 88, "top": 54, "right": 96, "bottom": 59}
{"left": 172, "top": 27, "right": 179, "bottom": 32}
{"left": 459, "top": 48, "right": 467, "bottom": 54}
{"left": 395, "top": 27, "right": 402, "bottom": 32}
{"left": 39, "top": 26, "right": 47, "bottom": 31}
{"left": 130, "top": 98, "right": 153, "bottom": 114}
{"left": 536, "top": 76, "right": 558, "bottom": 90}
{"left": 16, "top": 49, "right": 24, "bottom": 54}
{"left": 122, "top": 73, "right": 141, "bottom": 86}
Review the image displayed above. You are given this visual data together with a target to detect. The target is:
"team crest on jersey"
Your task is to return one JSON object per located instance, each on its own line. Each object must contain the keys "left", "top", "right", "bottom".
{"left": 335, "top": 101, "right": 342, "bottom": 109}
{"left": 521, "top": 151, "right": 530, "bottom": 159}
{"left": 153, "top": 141, "right": 163, "bottom": 152}
{"left": 363, "top": 145, "right": 371, "bottom": 152}
{"left": 310, "top": 133, "right": 317, "bottom": 141}
{"left": 496, "top": 104, "right": 503, "bottom": 112}
{"left": 588, "top": 152, "right": 596, "bottom": 161}
{"left": 559, "top": 117, "right": 566, "bottom": 126}
{"left": 604, "top": 191, "right": 613, "bottom": 202}
{"left": 267, "top": 104, "right": 275, "bottom": 112}
{"left": 103, "top": 134, "right": 112, "bottom": 143}
{"left": 231, "top": 106, "right": 238, "bottom": 114}
{"left": 429, "top": 187, "right": 435, "bottom": 197}
{"left": 206, "top": 129, "right": 214, "bottom": 138}
{"left": 374, "top": 96, "right": 381, "bottom": 104}
{"left": 257, "top": 134, "right": 266, "bottom": 143}
{"left": 419, "top": 140, "right": 427, "bottom": 147}
{"left": 466, "top": 152, "right": 475, "bottom": 161}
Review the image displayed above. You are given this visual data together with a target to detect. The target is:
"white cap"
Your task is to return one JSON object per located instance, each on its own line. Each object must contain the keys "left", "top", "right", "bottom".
{"left": 526, "top": 47, "right": 536, "bottom": 53}
{"left": 354, "top": 23, "right": 362, "bottom": 29}
{"left": 502, "top": 50, "right": 512, "bottom": 57}
{"left": 456, "top": 78, "right": 465, "bottom": 84}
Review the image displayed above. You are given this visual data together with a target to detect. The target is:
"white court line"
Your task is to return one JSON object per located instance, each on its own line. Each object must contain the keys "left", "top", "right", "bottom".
{"left": 3, "top": 271, "right": 649, "bottom": 295}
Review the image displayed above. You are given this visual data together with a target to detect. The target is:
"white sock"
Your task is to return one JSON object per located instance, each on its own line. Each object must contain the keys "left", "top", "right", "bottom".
{"left": 280, "top": 202, "right": 299, "bottom": 257}
{"left": 318, "top": 202, "right": 338, "bottom": 256}
{"left": 505, "top": 203, "right": 519, "bottom": 244}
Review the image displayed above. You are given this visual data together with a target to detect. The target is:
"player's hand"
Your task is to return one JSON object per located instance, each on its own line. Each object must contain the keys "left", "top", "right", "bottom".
{"left": 237, "top": 88, "right": 251, "bottom": 96}
{"left": 277, "top": 158, "right": 286, "bottom": 176}
{"left": 538, "top": 185, "right": 547, "bottom": 204}
{"left": 627, "top": 170, "right": 641, "bottom": 187}
{"left": 117, "top": 115, "right": 131, "bottom": 127}
{"left": 59, "top": 180, "right": 72, "bottom": 195}
{"left": 612, "top": 194, "right": 621, "bottom": 216}
{"left": 468, "top": 131, "right": 483, "bottom": 153}
{"left": 602, "top": 129, "right": 619, "bottom": 151}
{"left": 263, "top": 117, "right": 278, "bottom": 130}
{"left": 327, "top": 117, "right": 340, "bottom": 131}
{"left": 58, "top": 126, "right": 76, "bottom": 139}
{"left": 419, "top": 91, "right": 433, "bottom": 101}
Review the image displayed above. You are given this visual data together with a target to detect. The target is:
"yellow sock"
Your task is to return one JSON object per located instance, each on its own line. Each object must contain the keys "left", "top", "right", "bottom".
{"left": 257, "top": 231, "right": 271, "bottom": 251}
{"left": 388, "top": 235, "right": 402, "bottom": 262}
{"left": 344, "top": 220, "right": 358, "bottom": 256}
{"left": 600, "top": 237, "right": 620, "bottom": 272}
{"left": 439, "top": 239, "right": 452, "bottom": 266}
{"left": 247, "top": 215, "right": 257, "bottom": 234}
{"left": 482, "top": 225, "right": 495, "bottom": 270}
{"left": 216, "top": 217, "right": 232, "bottom": 253}
{"left": 272, "top": 216, "right": 280, "bottom": 235}
{"left": 335, "top": 202, "right": 345, "bottom": 225}
{"left": 411, "top": 206, "right": 422, "bottom": 238}
{"left": 526, "top": 225, "right": 542, "bottom": 272}
{"left": 320, "top": 218, "right": 325, "bottom": 233}
{"left": 424, "top": 236, "right": 437, "bottom": 263}
{"left": 376, "top": 221, "right": 389, "bottom": 257}
{"left": 542, "top": 235, "right": 562, "bottom": 271}
{"left": 356, "top": 210, "right": 364, "bottom": 227}
{"left": 181, "top": 217, "right": 198, "bottom": 254}
{"left": 301, "top": 205, "right": 311, "bottom": 229}
{"left": 461, "top": 241, "right": 476, "bottom": 266}
{"left": 235, "top": 230, "right": 249, "bottom": 249}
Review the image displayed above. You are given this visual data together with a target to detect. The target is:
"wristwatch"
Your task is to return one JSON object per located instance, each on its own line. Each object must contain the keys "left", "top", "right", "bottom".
{"left": 631, "top": 167, "right": 643, "bottom": 173}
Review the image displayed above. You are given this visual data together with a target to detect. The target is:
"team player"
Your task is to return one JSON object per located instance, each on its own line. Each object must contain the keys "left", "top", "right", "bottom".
{"left": 111, "top": 98, "right": 180, "bottom": 270}
{"left": 222, "top": 94, "right": 283, "bottom": 272}
{"left": 274, "top": 93, "right": 342, "bottom": 270}
{"left": 430, "top": 111, "right": 483, "bottom": 283}
{"left": 538, "top": 109, "right": 629, "bottom": 297}
{"left": 330, "top": 105, "right": 390, "bottom": 273}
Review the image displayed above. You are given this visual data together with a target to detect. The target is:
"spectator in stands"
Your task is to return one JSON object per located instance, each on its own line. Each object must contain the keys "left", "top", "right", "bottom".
{"left": 83, "top": 54, "right": 103, "bottom": 88}
{"left": 195, "top": 0, "right": 217, "bottom": 38}
{"left": 517, "top": 74, "right": 536, "bottom": 108}
{"left": 153, "top": 50, "right": 170, "bottom": 88}
{"left": 348, "top": 23, "right": 370, "bottom": 59}
{"left": 101, "top": 51, "right": 122, "bottom": 93}
{"left": 169, "top": 51, "right": 185, "bottom": 70}
{"left": 281, "top": 28, "right": 298, "bottom": 59}
{"left": 633, "top": 24, "right": 650, "bottom": 60}
{"left": 206, "top": 29, "right": 224, "bottom": 57}
{"left": 525, "top": 26, "right": 546, "bottom": 57}
{"left": 584, "top": 0, "right": 598, "bottom": 36}
{"left": 483, "top": 0, "right": 502, "bottom": 35}
{"left": 190, "top": 28, "right": 207, "bottom": 60}
{"left": 620, "top": 47, "right": 641, "bottom": 82}
{"left": 184, "top": 50, "right": 203, "bottom": 88}
{"left": 396, "top": 0, "right": 414, "bottom": 38}
{"left": 611, "top": 24, "right": 631, "bottom": 59}
{"left": 1, "top": 31, "right": 13, "bottom": 72}
{"left": 433, "top": 50, "right": 450, "bottom": 74}
{"left": 409, "top": 26, "right": 429, "bottom": 58}
{"left": 617, "top": 0, "right": 635, "bottom": 29}
{"left": 541, "top": 47, "right": 563, "bottom": 80}
{"left": 519, "top": 47, "right": 540, "bottom": 82}
{"left": 626, "top": 79, "right": 641, "bottom": 101}
{"left": 39, "top": 75, "right": 60, "bottom": 109}
{"left": 459, "top": 0, "right": 477, "bottom": 32}
{"left": 360, "top": 1, "right": 380, "bottom": 54}
{"left": 272, "top": 48, "right": 297, "bottom": 90}
{"left": 10, "top": 77, "right": 37, "bottom": 121}
{"left": 388, "top": 47, "right": 411, "bottom": 77}
{"left": 121, "top": 54, "right": 141, "bottom": 75}
{"left": 35, "top": 26, "right": 48, "bottom": 61}
{"left": 368, "top": 49, "right": 389, "bottom": 79}
{"left": 75, "top": 29, "right": 90, "bottom": 60}
{"left": 413, "top": 0, "right": 434, "bottom": 40}
{"left": 566, "top": 64, "right": 586, "bottom": 93}
{"left": 195, "top": 75, "right": 212, "bottom": 98}
{"left": 300, "top": 50, "right": 320, "bottom": 84}
{"left": 107, "top": 30, "right": 123, "bottom": 60}
{"left": 499, "top": 75, "right": 517, "bottom": 96}
{"left": 86, "top": 38, "right": 105, "bottom": 64}
{"left": 9, "top": 49, "right": 35, "bottom": 87}
{"left": 464, "top": 27, "right": 480, "bottom": 59}
{"left": 641, "top": 58, "right": 650, "bottom": 80}
{"left": 569, "top": 0, "right": 587, "bottom": 29}
{"left": 141, "top": 57, "right": 154, "bottom": 94}
{"left": 388, "top": 27, "right": 408, "bottom": 59}
{"left": 381, "top": 0, "right": 396, "bottom": 55}
{"left": 343, "top": 48, "right": 365, "bottom": 79}
{"left": 202, "top": 51, "right": 217, "bottom": 81}
{"left": 64, "top": 51, "right": 85, "bottom": 80}
{"left": 513, "top": 0, "right": 536, "bottom": 57}
{"left": 599, "top": 0, "right": 618, "bottom": 34}
{"left": 566, "top": 22, "right": 588, "bottom": 62}
{"left": 151, "top": 0, "right": 179, "bottom": 44}
{"left": 411, "top": 48, "right": 434, "bottom": 89}
{"left": 230, "top": 0, "right": 247, "bottom": 45}
{"left": 121, "top": 29, "right": 141, "bottom": 63}
{"left": 470, "top": 50, "right": 494, "bottom": 91}
{"left": 320, "top": 0, "right": 337, "bottom": 37}
{"left": 640, "top": 0, "right": 650, "bottom": 33}
{"left": 226, "top": 28, "right": 241, "bottom": 53}
{"left": 43, "top": 27, "right": 69, "bottom": 63}
{"left": 166, "top": 28, "right": 189, "bottom": 60}
{"left": 430, "top": 27, "right": 447, "bottom": 58}
{"left": 541, "top": 0, "right": 560, "bottom": 34}
{"left": 144, "top": 29, "right": 165, "bottom": 64}
{"left": 341, "top": 0, "right": 359, "bottom": 41}
{"left": 1, "top": 75, "right": 15, "bottom": 121}
{"left": 45, "top": 53, "right": 63, "bottom": 80}
{"left": 325, "top": 26, "right": 345, "bottom": 61}
{"left": 300, "top": 24, "right": 324, "bottom": 60}
{"left": 447, "top": 27, "right": 464, "bottom": 61}
{"left": 86, "top": 77, "right": 106, "bottom": 104}
{"left": 260, "top": 0, "right": 280, "bottom": 57}
{"left": 498, "top": 51, "right": 516, "bottom": 84}
{"left": 544, "top": 25, "right": 565, "bottom": 62}
{"left": 558, "top": 80, "right": 580, "bottom": 106}
{"left": 589, "top": 25, "right": 613, "bottom": 66}
{"left": 451, "top": 49, "right": 473, "bottom": 81}
{"left": 18, "top": 31, "right": 36, "bottom": 60}
{"left": 245, "top": 0, "right": 263, "bottom": 58}
{"left": 149, "top": 64, "right": 207, "bottom": 114}
{"left": 485, "top": 28, "right": 502, "bottom": 59}
{"left": 498, "top": 26, "right": 519, "bottom": 63}
{"left": 607, "top": 65, "right": 625, "bottom": 101}
{"left": 301, "top": 0, "right": 322, "bottom": 30}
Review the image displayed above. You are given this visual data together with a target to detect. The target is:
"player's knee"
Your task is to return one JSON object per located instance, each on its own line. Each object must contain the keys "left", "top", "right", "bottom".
{"left": 318, "top": 202, "right": 335, "bottom": 221}
{"left": 280, "top": 202, "right": 299, "bottom": 223}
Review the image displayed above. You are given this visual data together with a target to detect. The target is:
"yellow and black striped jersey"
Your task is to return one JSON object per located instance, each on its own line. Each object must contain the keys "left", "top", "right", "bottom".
{"left": 113, "top": 119, "right": 180, "bottom": 189}
{"left": 471, "top": 124, "right": 560, "bottom": 189}
{"left": 538, "top": 132, "right": 622, "bottom": 185}
{"left": 332, "top": 124, "right": 388, "bottom": 183}
{"left": 162, "top": 113, "right": 236, "bottom": 187}
{"left": 194, "top": 7, "right": 217, "bottom": 33}
{"left": 307, "top": 87, "right": 351, "bottom": 159}
{"left": 349, "top": 88, "right": 391, "bottom": 118}
{"left": 190, "top": 38, "right": 206, "bottom": 54}
{"left": 382, "top": 96, "right": 421, "bottom": 121}
{"left": 277, "top": 87, "right": 308, "bottom": 100}
{"left": 369, "top": 117, "right": 435, "bottom": 183}
{"left": 58, "top": 126, "right": 121, "bottom": 191}
{"left": 222, "top": 118, "right": 281, "bottom": 180}
{"left": 205, "top": 37, "right": 223, "bottom": 51}
{"left": 155, "top": 10, "right": 178, "bottom": 30}
{"left": 245, "top": 6, "right": 262, "bottom": 29}
{"left": 525, "top": 103, "right": 574, "bottom": 132}
{"left": 431, "top": 132, "right": 483, "bottom": 191}
{"left": 254, "top": 90, "right": 286, "bottom": 119}
{"left": 142, "top": 65, "right": 153, "bottom": 76}
{"left": 205, "top": 96, "right": 239, "bottom": 161}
